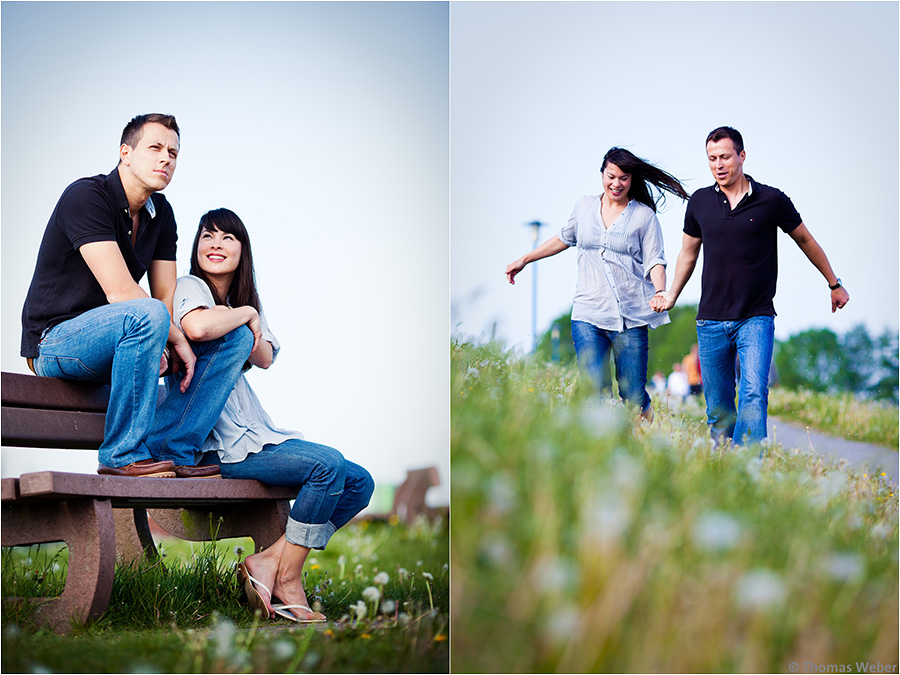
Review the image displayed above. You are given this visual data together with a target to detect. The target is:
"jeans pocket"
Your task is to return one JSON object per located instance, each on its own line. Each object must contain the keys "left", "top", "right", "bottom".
{"left": 34, "top": 355, "right": 99, "bottom": 379}
{"left": 696, "top": 320, "right": 708, "bottom": 327}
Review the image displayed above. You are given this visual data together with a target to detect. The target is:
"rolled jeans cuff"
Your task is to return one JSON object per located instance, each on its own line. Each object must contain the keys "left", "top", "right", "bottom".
{"left": 286, "top": 518, "right": 337, "bottom": 550}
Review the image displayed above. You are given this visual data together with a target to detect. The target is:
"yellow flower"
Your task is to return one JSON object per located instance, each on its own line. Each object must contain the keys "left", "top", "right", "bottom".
{"left": 434, "top": 634, "right": 448, "bottom": 642}
{"left": 324, "top": 629, "right": 334, "bottom": 638}
{"left": 361, "top": 633, "right": 372, "bottom": 639}
{"left": 310, "top": 564, "right": 320, "bottom": 570}
{"left": 389, "top": 514, "right": 400, "bottom": 526}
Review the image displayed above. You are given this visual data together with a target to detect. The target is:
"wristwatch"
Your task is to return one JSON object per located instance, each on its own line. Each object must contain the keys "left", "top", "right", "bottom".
{"left": 829, "top": 278, "right": 842, "bottom": 290}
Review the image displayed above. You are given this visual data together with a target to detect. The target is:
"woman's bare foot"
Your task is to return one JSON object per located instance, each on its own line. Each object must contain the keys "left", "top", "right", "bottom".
{"left": 272, "top": 575, "right": 325, "bottom": 621}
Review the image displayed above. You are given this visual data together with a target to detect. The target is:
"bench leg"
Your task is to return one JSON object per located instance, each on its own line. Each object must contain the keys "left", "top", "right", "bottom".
{"left": 1, "top": 499, "right": 116, "bottom": 633}
{"left": 147, "top": 501, "right": 290, "bottom": 552}
{"left": 113, "top": 508, "right": 159, "bottom": 565}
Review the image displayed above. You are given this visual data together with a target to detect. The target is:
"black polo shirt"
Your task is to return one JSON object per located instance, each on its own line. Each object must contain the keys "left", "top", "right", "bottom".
{"left": 684, "top": 175, "right": 802, "bottom": 321}
{"left": 20, "top": 167, "right": 177, "bottom": 358}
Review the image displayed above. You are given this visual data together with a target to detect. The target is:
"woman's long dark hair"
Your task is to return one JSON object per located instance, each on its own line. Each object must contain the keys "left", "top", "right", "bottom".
{"left": 190, "top": 208, "right": 260, "bottom": 313}
{"left": 601, "top": 147, "right": 690, "bottom": 213}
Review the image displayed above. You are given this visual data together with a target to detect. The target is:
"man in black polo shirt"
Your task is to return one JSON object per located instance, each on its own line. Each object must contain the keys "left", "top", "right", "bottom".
{"left": 21, "top": 114, "right": 251, "bottom": 478}
{"left": 652, "top": 126, "right": 849, "bottom": 446}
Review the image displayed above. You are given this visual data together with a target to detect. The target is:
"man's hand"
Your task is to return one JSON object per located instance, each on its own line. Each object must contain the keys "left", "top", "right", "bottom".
{"left": 831, "top": 286, "right": 850, "bottom": 313}
{"left": 168, "top": 331, "right": 196, "bottom": 392}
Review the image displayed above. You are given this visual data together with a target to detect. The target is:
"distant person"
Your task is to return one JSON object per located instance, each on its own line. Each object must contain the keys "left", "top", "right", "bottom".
{"left": 682, "top": 343, "right": 702, "bottom": 396}
{"left": 20, "top": 113, "right": 238, "bottom": 479}
{"left": 651, "top": 371, "right": 667, "bottom": 398}
{"left": 506, "top": 147, "right": 689, "bottom": 422}
{"left": 666, "top": 363, "right": 689, "bottom": 402}
{"left": 176, "top": 208, "right": 374, "bottom": 623}
{"left": 651, "top": 126, "right": 849, "bottom": 446}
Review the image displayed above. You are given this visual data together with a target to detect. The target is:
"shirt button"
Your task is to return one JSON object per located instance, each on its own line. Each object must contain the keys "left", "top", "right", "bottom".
{"left": 128, "top": 230, "right": 132, "bottom": 236}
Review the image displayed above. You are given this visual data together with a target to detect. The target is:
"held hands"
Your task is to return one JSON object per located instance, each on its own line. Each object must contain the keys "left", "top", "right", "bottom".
{"left": 649, "top": 291, "right": 674, "bottom": 313}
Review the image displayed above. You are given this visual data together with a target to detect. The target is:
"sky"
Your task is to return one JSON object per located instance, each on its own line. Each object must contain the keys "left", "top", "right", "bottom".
{"left": 1, "top": 2, "right": 449, "bottom": 506}
{"left": 450, "top": 1, "right": 899, "bottom": 353}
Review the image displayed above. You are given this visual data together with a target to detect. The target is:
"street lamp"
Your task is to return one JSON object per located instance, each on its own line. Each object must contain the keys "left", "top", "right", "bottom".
{"left": 525, "top": 220, "right": 544, "bottom": 352}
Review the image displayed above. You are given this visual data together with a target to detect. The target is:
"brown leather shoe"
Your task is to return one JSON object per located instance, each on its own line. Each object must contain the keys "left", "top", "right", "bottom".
{"left": 174, "top": 465, "right": 222, "bottom": 479}
{"left": 97, "top": 459, "right": 176, "bottom": 478}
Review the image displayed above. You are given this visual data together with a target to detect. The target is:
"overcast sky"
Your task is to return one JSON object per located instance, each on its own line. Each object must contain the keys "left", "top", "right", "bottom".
{"left": 451, "top": 1, "right": 899, "bottom": 352}
{"left": 1, "top": 1, "right": 449, "bottom": 505}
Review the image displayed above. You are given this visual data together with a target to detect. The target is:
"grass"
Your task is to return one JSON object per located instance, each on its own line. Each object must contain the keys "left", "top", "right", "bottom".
{"left": 451, "top": 339, "right": 898, "bottom": 673}
{"left": 769, "top": 387, "right": 899, "bottom": 450}
{"left": 2, "top": 517, "right": 448, "bottom": 673}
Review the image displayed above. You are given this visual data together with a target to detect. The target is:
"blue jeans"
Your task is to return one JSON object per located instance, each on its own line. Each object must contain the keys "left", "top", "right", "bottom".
{"left": 34, "top": 299, "right": 253, "bottom": 467}
{"left": 571, "top": 320, "right": 651, "bottom": 413}
{"left": 200, "top": 440, "right": 375, "bottom": 550}
{"left": 695, "top": 316, "right": 774, "bottom": 446}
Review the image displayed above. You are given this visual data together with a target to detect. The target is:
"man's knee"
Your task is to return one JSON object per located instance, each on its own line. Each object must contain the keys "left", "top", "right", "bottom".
{"left": 124, "top": 298, "right": 170, "bottom": 340}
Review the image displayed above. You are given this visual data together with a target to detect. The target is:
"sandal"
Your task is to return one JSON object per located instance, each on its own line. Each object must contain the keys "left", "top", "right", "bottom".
{"left": 271, "top": 602, "right": 326, "bottom": 623}
{"left": 236, "top": 562, "right": 273, "bottom": 619}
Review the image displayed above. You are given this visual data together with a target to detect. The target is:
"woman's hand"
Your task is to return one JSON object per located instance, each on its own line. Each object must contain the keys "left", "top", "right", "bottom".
{"left": 506, "top": 257, "right": 527, "bottom": 285}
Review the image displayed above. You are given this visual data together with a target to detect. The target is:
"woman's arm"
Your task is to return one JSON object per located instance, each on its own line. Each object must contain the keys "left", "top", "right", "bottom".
{"left": 506, "top": 236, "right": 570, "bottom": 285}
{"left": 180, "top": 305, "right": 262, "bottom": 353}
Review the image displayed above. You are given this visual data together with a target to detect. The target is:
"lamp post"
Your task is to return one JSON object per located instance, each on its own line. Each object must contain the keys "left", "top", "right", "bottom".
{"left": 526, "top": 220, "right": 544, "bottom": 352}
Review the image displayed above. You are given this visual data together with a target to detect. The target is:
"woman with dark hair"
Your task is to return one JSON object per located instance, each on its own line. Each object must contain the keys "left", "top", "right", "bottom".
{"left": 506, "top": 148, "right": 689, "bottom": 420}
{"left": 173, "top": 208, "right": 374, "bottom": 623}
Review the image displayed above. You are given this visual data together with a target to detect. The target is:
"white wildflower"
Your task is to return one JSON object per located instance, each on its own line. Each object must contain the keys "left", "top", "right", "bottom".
{"left": 233, "top": 545, "right": 244, "bottom": 557}
{"left": 382, "top": 599, "right": 396, "bottom": 614}
{"left": 374, "top": 571, "right": 390, "bottom": 586}
{"left": 352, "top": 600, "right": 368, "bottom": 620}
{"left": 398, "top": 612, "right": 412, "bottom": 626}
{"left": 422, "top": 572, "right": 434, "bottom": 581}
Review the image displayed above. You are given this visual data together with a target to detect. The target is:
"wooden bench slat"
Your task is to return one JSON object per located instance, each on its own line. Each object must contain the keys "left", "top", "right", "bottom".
{"left": 1, "top": 477, "right": 19, "bottom": 501}
{"left": 2, "top": 407, "right": 106, "bottom": 449}
{"left": 16, "top": 471, "right": 296, "bottom": 507}
{"left": 1, "top": 372, "right": 110, "bottom": 412}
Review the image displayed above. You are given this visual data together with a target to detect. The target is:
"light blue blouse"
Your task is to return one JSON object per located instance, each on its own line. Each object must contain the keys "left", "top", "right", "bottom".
{"left": 173, "top": 275, "right": 304, "bottom": 464}
{"left": 558, "top": 196, "right": 670, "bottom": 331}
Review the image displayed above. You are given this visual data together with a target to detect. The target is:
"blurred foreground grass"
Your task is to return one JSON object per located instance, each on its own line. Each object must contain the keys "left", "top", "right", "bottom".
{"left": 2, "top": 518, "right": 448, "bottom": 673}
{"left": 451, "top": 340, "right": 898, "bottom": 673}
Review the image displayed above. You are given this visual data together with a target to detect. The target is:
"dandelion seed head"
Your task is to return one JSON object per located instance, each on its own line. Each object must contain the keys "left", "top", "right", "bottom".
{"left": 352, "top": 600, "right": 368, "bottom": 620}
{"left": 422, "top": 572, "right": 433, "bottom": 581}
{"left": 362, "top": 586, "right": 381, "bottom": 603}
{"left": 374, "top": 571, "right": 390, "bottom": 585}
{"left": 734, "top": 569, "right": 786, "bottom": 611}
{"left": 543, "top": 603, "right": 580, "bottom": 646}
{"left": 692, "top": 511, "right": 743, "bottom": 552}
{"left": 233, "top": 545, "right": 244, "bottom": 557}
{"left": 382, "top": 599, "right": 396, "bottom": 614}
{"left": 272, "top": 640, "right": 295, "bottom": 660}
{"left": 822, "top": 552, "right": 865, "bottom": 582}
{"left": 398, "top": 612, "right": 412, "bottom": 626}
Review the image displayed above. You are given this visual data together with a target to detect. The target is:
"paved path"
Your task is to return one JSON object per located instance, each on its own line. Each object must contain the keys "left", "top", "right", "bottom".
{"left": 768, "top": 416, "right": 899, "bottom": 485}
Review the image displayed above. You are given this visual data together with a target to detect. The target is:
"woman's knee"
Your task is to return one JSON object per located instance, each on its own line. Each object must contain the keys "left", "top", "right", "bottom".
{"left": 221, "top": 324, "right": 255, "bottom": 358}
{"left": 348, "top": 463, "right": 375, "bottom": 503}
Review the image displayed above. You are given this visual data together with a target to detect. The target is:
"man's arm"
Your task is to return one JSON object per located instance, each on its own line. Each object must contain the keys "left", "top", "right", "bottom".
{"left": 148, "top": 259, "right": 196, "bottom": 390}
{"left": 79, "top": 241, "right": 149, "bottom": 303}
{"left": 787, "top": 223, "right": 850, "bottom": 313}
{"left": 651, "top": 233, "right": 702, "bottom": 312}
